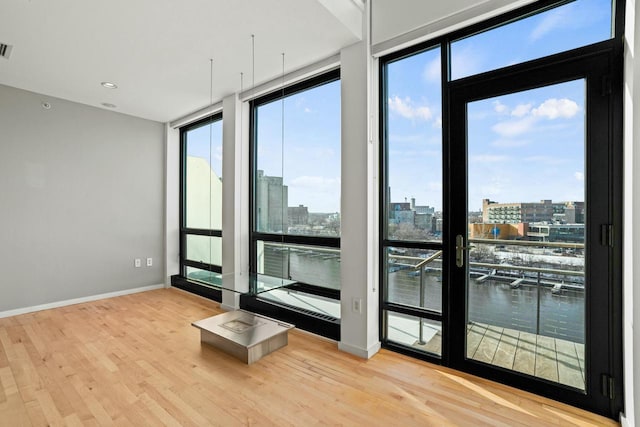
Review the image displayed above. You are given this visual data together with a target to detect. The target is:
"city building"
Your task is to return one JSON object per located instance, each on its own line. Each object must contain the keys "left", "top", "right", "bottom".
{"left": 469, "top": 222, "right": 529, "bottom": 240}
{"left": 287, "top": 204, "right": 309, "bottom": 228}
{"left": 255, "top": 170, "right": 289, "bottom": 233}
{"left": 1, "top": 1, "right": 638, "bottom": 425}
{"left": 389, "top": 198, "right": 437, "bottom": 231}
{"left": 527, "top": 223, "right": 585, "bottom": 243}
{"left": 482, "top": 199, "right": 585, "bottom": 224}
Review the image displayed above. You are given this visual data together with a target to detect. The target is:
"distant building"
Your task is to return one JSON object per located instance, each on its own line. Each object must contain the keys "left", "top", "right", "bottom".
{"left": 482, "top": 199, "right": 584, "bottom": 224}
{"left": 389, "top": 202, "right": 413, "bottom": 225}
{"left": 527, "top": 224, "right": 584, "bottom": 243}
{"left": 410, "top": 197, "right": 435, "bottom": 215}
{"left": 469, "top": 222, "right": 529, "bottom": 240}
{"left": 288, "top": 205, "right": 309, "bottom": 227}
{"left": 414, "top": 213, "right": 431, "bottom": 229}
{"left": 256, "top": 170, "right": 288, "bottom": 232}
{"left": 410, "top": 198, "right": 435, "bottom": 230}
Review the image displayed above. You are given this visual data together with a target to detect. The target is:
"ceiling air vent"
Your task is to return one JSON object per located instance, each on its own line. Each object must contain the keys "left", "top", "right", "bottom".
{"left": 0, "top": 43, "right": 13, "bottom": 59}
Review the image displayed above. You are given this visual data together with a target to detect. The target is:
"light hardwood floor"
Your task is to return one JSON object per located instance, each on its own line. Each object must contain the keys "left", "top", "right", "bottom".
{"left": 0, "top": 288, "right": 617, "bottom": 426}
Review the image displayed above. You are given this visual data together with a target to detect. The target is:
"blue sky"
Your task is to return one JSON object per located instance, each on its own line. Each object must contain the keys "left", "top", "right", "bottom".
{"left": 256, "top": 80, "right": 341, "bottom": 213}
{"left": 187, "top": 0, "right": 611, "bottom": 215}
{"left": 387, "top": 0, "right": 611, "bottom": 212}
{"left": 186, "top": 120, "right": 223, "bottom": 178}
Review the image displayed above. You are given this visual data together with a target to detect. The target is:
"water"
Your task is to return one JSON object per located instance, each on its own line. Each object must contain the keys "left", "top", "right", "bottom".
{"left": 262, "top": 246, "right": 585, "bottom": 343}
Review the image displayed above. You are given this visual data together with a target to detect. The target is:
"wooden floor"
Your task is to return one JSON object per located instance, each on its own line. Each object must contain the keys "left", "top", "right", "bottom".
{"left": 0, "top": 288, "right": 617, "bottom": 426}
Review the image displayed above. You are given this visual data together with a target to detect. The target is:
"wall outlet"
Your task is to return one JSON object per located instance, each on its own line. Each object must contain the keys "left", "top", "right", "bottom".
{"left": 134, "top": 258, "right": 141, "bottom": 268}
{"left": 352, "top": 298, "right": 362, "bottom": 314}
{"left": 146, "top": 257, "right": 153, "bottom": 267}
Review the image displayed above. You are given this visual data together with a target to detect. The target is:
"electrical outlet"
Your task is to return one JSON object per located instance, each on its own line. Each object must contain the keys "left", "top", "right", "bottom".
{"left": 146, "top": 257, "right": 153, "bottom": 267}
{"left": 134, "top": 258, "right": 141, "bottom": 268}
{"left": 352, "top": 298, "right": 362, "bottom": 314}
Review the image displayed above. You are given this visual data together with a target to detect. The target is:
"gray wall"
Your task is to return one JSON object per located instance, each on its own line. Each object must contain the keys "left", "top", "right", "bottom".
{"left": 0, "top": 84, "right": 165, "bottom": 312}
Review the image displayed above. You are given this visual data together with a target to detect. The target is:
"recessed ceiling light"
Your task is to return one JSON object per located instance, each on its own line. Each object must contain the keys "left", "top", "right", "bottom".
{"left": 101, "top": 102, "right": 117, "bottom": 108}
{"left": 101, "top": 81, "right": 118, "bottom": 89}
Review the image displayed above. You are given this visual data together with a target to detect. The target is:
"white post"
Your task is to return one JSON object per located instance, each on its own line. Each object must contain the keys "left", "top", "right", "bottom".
{"left": 338, "top": 0, "right": 380, "bottom": 358}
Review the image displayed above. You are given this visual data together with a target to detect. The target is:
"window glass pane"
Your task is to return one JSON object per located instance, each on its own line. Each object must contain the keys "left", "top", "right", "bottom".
{"left": 186, "top": 235, "right": 222, "bottom": 266}
{"left": 385, "top": 47, "right": 442, "bottom": 242}
{"left": 255, "top": 80, "right": 341, "bottom": 237}
{"left": 260, "top": 289, "right": 340, "bottom": 319}
{"left": 465, "top": 80, "right": 586, "bottom": 390}
{"left": 451, "top": 0, "right": 612, "bottom": 80}
{"left": 185, "top": 267, "right": 222, "bottom": 287}
{"left": 384, "top": 310, "right": 442, "bottom": 356}
{"left": 386, "top": 247, "right": 442, "bottom": 313}
{"left": 185, "top": 119, "right": 222, "bottom": 229}
{"left": 256, "top": 241, "right": 341, "bottom": 290}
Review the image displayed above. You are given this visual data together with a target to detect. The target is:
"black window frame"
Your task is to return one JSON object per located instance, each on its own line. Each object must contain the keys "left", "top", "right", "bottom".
{"left": 242, "top": 69, "right": 342, "bottom": 339}
{"left": 248, "top": 68, "right": 341, "bottom": 301}
{"left": 172, "top": 113, "right": 224, "bottom": 300}
{"left": 379, "top": 0, "right": 624, "bottom": 418}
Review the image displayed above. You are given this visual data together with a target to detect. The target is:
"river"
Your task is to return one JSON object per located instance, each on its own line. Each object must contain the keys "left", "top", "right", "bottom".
{"left": 262, "top": 245, "right": 585, "bottom": 343}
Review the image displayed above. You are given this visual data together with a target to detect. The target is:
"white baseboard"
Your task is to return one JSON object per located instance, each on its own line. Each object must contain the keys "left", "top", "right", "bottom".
{"left": 338, "top": 340, "right": 381, "bottom": 359}
{"left": 620, "top": 413, "right": 634, "bottom": 427}
{"left": 0, "top": 284, "right": 165, "bottom": 319}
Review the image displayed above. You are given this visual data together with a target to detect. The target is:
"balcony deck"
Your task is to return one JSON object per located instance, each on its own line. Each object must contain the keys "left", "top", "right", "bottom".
{"left": 417, "top": 322, "right": 585, "bottom": 390}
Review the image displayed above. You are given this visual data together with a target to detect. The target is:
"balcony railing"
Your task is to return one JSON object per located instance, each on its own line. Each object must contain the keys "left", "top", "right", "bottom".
{"left": 388, "top": 238, "right": 585, "bottom": 345}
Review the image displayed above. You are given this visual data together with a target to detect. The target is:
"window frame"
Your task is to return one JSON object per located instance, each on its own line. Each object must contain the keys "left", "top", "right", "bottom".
{"left": 179, "top": 113, "right": 224, "bottom": 281}
{"left": 379, "top": 0, "right": 624, "bottom": 418}
{"left": 249, "top": 68, "right": 341, "bottom": 301}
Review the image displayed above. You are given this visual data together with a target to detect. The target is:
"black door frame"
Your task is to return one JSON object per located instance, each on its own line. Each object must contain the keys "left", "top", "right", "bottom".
{"left": 446, "top": 47, "right": 623, "bottom": 417}
{"left": 379, "top": 1, "right": 625, "bottom": 417}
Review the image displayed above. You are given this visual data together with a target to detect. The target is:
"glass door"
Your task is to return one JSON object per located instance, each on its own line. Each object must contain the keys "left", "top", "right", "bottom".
{"left": 448, "top": 52, "right": 619, "bottom": 416}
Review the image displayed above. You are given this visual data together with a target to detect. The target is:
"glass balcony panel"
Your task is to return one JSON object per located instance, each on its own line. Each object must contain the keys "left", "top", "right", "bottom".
{"left": 386, "top": 247, "right": 442, "bottom": 313}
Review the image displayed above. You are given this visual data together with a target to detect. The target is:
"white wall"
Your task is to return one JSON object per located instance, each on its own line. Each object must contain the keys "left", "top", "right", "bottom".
{"left": 0, "top": 84, "right": 165, "bottom": 313}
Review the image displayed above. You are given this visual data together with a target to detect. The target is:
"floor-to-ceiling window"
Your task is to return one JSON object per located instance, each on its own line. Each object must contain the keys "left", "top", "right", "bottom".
{"left": 381, "top": 0, "right": 623, "bottom": 418}
{"left": 244, "top": 70, "right": 342, "bottom": 338}
{"left": 174, "top": 113, "right": 224, "bottom": 299}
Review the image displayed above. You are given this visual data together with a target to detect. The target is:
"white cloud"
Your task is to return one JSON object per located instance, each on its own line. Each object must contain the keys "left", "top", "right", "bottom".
{"left": 214, "top": 145, "right": 223, "bottom": 161}
{"left": 530, "top": 8, "right": 567, "bottom": 41}
{"left": 428, "top": 181, "right": 442, "bottom": 191}
{"left": 470, "top": 154, "right": 509, "bottom": 163}
{"left": 290, "top": 176, "right": 340, "bottom": 192}
{"left": 574, "top": 172, "right": 584, "bottom": 181}
{"left": 490, "top": 97, "right": 580, "bottom": 137}
{"left": 389, "top": 134, "right": 424, "bottom": 143}
{"left": 423, "top": 57, "right": 441, "bottom": 83}
{"left": 491, "top": 116, "right": 536, "bottom": 138}
{"left": 532, "top": 98, "right": 580, "bottom": 119}
{"left": 493, "top": 100, "right": 508, "bottom": 114}
{"left": 433, "top": 116, "right": 442, "bottom": 129}
{"left": 491, "top": 139, "right": 530, "bottom": 148}
{"left": 304, "top": 107, "right": 312, "bottom": 113}
{"left": 480, "top": 184, "right": 503, "bottom": 196}
{"left": 523, "top": 156, "right": 568, "bottom": 166}
{"left": 389, "top": 149, "right": 440, "bottom": 158}
{"left": 450, "top": 47, "right": 483, "bottom": 80}
{"left": 388, "top": 96, "right": 433, "bottom": 121}
{"left": 511, "top": 103, "right": 532, "bottom": 117}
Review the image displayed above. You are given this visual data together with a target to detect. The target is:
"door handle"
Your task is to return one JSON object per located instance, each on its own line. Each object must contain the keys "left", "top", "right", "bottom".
{"left": 456, "top": 234, "right": 475, "bottom": 268}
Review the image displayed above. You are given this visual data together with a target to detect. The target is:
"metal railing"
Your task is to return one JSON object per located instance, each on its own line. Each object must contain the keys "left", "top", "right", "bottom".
{"left": 388, "top": 238, "right": 585, "bottom": 344}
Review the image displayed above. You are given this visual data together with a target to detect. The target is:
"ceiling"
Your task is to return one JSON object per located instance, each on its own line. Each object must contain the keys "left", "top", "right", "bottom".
{"left": 0, "top": 0, "right": 362, "bottom": 123}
